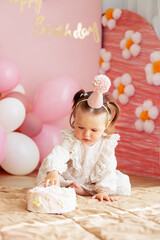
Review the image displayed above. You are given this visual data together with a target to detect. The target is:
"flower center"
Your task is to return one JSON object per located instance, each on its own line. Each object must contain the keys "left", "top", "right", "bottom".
{"left": 118, "top": 84, "right": 125, "bottom": 94}
{"left": 140, "top": 111, "right": 150, "bottom": 121}
{"left": 126, "top": 38, "right": 134, "bottom": 50}
{"left": 34, "top": 198, "right": 40, "bottom": 206}
{"left": 105, "top": 8, "right": 114, "bottom": 20}
{"left": 99, "top": 57, "right": 104, "bottom": 66}
{"left": 152, "top": 60, "right": 160, "bottom": 73}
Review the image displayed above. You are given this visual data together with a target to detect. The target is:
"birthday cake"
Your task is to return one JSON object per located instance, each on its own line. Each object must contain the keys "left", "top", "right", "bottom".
{"left": 27, "top": 186, "right": 77, "bottom": 214}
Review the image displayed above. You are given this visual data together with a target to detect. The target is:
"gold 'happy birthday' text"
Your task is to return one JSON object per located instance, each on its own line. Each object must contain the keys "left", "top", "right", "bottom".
{"left": 8, "top": 0, "right": 100, "bottom": 43}
{"left": 8, "top": 0, "right": 42, "bottom": 15}
{"left": 34, "top": 16, "right": 100, "bottom": 43}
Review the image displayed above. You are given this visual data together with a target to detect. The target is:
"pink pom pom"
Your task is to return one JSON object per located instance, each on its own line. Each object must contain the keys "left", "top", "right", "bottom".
{"left": 93, "top": 75, "right": 111, "bottom": 93}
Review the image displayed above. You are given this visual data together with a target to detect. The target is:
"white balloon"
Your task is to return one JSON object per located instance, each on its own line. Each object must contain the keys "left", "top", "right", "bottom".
{"left": 1, "top": 132, "right": 39, "bottom": 175}
{"left": 1, "top": 84, "right": 25, "bottom": 98}
{"left": 9, "top": 84, "right": 26, "bottom": 94}
{"left": 0, "top": 97, "right": 26, "bottom": 133}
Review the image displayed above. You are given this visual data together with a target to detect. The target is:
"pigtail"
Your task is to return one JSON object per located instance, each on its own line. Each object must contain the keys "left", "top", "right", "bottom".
{"left": 70, "top": 89, "right": 87, "bottom": 128}
{"left": 103, "top": 92, "right": 120, "bottom": 130}
{"left": 108, "top": 101, "right": 120, "bottom": 126}
{"left": 72, "top": 89, "right": 85, "bottom": 109}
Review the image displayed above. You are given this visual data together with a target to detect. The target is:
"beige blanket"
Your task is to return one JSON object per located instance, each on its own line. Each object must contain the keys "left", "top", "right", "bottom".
{"left": 0, "top": 175, "right": 160, "bottom": 240}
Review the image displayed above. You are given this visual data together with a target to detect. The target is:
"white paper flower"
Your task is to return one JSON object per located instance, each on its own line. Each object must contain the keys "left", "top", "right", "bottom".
{"left": 145, "top": 51, "right": 160, "bottom": 86}
{"left": 99, "top": 48, "right": 111, "bottom": 74}
{"left": 112, "top": 73, "right": 135, "bottom": 104}
{"left": 102, "top": 8, "right": 122, "bottom": 30}
{"left": 135, "top": 100, "right": 159, "bottom": 133}
{"left": 120, "top": 30, "right": 142, "bottom": 59}
{"left": 33, "top": 197, "right": 42, "bottom": 207}
{"left": 57, "top": 198, "right": 65, "bottom": 208}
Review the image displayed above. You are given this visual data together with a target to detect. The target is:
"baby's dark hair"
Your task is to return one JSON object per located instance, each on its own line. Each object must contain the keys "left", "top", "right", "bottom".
{"left": 69, "top": 89, "right": 120, "bottom": 129}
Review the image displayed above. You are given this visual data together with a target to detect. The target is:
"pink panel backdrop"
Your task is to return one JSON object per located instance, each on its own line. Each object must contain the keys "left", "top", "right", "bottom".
{"left": 0, "top": 0, "right": 102, "bottom": 173}
{"left": 0, "top": 0, "right": 102, "bottom": 104}
{"left": 102, "top": 9, "right": 160, "bottom": 178}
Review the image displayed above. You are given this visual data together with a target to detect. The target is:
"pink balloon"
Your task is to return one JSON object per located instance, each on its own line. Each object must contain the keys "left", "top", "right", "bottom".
{"left": 18, "top": 112, "right": 43, "bottom": 137}
{"left": 0, "top": 124, "right": 7, "bottom": 164}
{"left": 3, "top": 92, "right": 29, "bottom": 112}
{"left": 32, "top": 124, "right": 62, "bottom": 164}
{"left": 32, "top": 76, "right": 80, "bottom": 122}
{"left": 0, "top": 60, "right": 21, "bottom": 93}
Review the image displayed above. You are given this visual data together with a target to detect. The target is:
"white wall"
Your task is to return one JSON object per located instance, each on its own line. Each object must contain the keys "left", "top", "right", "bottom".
{"left": 102, "top": 0, "right": 125, "bottom": 12}
{"left": 102, "top": 0, "right": 160, "bottom": 39}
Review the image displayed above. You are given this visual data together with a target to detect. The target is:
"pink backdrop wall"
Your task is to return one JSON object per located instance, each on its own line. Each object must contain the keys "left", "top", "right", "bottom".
{"left": 0, "top": 0, "right": 102, "bottom": 105}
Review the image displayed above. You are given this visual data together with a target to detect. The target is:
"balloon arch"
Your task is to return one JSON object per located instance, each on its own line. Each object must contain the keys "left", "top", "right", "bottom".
{"left": 0, "top": 59, "right": 80, "bottom": 175}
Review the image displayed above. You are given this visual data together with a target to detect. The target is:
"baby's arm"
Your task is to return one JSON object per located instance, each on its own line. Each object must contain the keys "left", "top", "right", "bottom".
{"left": 92, "top": 190, "right": 117, "bottom": 202}
{"left": 36, "top": 170, "right": 60, "bottom": 187}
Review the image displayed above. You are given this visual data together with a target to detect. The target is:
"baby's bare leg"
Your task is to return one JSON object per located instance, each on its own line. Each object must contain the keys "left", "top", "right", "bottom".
{"left": 69, "top": 182, "right": 91, "bottom": 196}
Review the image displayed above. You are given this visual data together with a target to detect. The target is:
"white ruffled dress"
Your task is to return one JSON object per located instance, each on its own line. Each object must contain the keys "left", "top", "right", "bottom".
{"left": 36, "top": 130, "right": 131, "bottom": 196}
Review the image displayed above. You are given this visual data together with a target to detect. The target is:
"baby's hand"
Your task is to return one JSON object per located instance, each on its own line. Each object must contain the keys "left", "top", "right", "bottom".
{"left": 36, "top": 170, "right": 60, "bottom": 187}
{"left": 92, "top": 190, "right": 117, "bottom": 202}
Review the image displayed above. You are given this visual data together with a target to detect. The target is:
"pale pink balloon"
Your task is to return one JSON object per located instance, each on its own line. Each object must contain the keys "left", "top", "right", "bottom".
{"left": 18, "top": 112, "right": 43, "bottom": 137}
{"left": 32, "top": 76, "right": 80, "bottom": 122}
{"left": 0, "top": 60, "right": 21, "bottom": 93}
{"left": 32, "top": 124, "right": 62, "bottom": 164}
{"left": 0, "top": 124, "right": 7, "bottom": 164}
{"left": 3, "top": 92, "right": 29, "bottom": 112}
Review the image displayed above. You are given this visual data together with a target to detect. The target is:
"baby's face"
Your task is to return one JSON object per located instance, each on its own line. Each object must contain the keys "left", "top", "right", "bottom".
{"left": 74, "top": 107, "right": 107, "bottom": 146}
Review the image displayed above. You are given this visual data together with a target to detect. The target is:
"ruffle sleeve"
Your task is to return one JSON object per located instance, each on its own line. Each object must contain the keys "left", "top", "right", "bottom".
{"left": 90, "top": 134, "right": 120, "bottom": 194}
{"left": 60, "top": 130, "right": 76, "bottom": 149}
{"left": 36, "top": 130, "right": 76, "bottom": 184}
{"left": 61, "top": 130, "right": 82, "bottom": 171}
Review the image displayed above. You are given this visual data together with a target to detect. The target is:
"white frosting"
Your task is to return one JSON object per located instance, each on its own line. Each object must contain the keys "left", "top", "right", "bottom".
{"left": 27, "top": 186, "right": 77, "bottom": 214}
